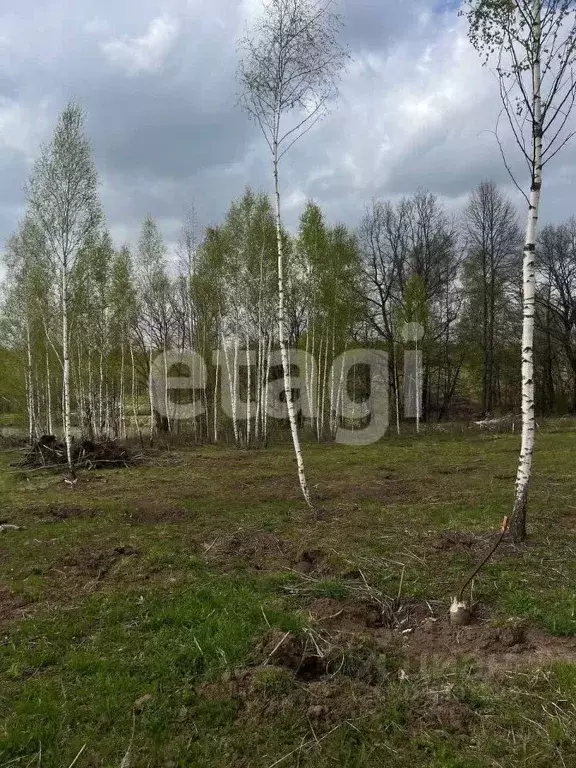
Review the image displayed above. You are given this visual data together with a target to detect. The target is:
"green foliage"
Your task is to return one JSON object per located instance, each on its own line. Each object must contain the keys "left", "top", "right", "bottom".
{"left": 1, "top": 428, "right": 576, "bottom": 765}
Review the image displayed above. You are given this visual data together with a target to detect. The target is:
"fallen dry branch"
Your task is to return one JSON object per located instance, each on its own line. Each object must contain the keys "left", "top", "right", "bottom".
{"left": 14, "top": 435, "right": 144, "bottom": 471}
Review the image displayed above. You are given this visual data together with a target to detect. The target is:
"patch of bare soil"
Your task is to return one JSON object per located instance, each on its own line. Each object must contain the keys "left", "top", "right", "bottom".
{"left": 306, "top": 595, "right": 436, "bottom": 632}
{"left": 408, "top": 696, "right": 475, "bottom": 736}
{"left": 419, "top": 529, "right": 534, "bottom": 564}
{"left": 223, "top": 470, "right": 440, "bottom": 505}
{"left": 204, "top": 530, "right": 335, "bottom": 575}
{"left": 314, "top": 474, "right": 439, "bottom": 505}
{"left": 200, "top": 664, "right": 381, "bottom": 726}
{"left": 30, "top": 504, "right": 103, "bottom": 522}
{"left": 59, "top": 544, "right": 139, "bottom": 580}
{"left": 426, "top": 530, "right": 489, "bottom": 553}
{"left": 436, "top": 465, "right": 479, "bottom": 475}
{"left": 125, "top": 501, "right": 191, "bottom": 524}
{"left": 253, "top": 629, "right": 330, "bottom": 681}
{"left": 304, "top": 594, "right": 576, "bottom": 671}
{"left": 403, "top": 615, "right": 576, "bottom": 671}
{"left": 0, "top": 587, "right": 30, "bottom": 623}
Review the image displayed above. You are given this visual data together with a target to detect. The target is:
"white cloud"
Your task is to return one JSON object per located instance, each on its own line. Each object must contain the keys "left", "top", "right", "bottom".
{"left": 1, "top": 0, "right": 576, "bottom": 262}
{"left": 0, "top": 98, "right": 52, "bottom": 158}
{"left": 100, "top": 15, "right": 179, "bottom": 75}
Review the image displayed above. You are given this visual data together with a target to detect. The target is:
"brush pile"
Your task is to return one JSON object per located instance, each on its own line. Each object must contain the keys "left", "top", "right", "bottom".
{"left": 16, "top": 434, "right": 142, "bottom": 470}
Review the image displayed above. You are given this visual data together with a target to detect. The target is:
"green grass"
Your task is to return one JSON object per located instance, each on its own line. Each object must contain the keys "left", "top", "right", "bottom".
{"left": 1, "top": 425, "right": 576, "bottom": 766}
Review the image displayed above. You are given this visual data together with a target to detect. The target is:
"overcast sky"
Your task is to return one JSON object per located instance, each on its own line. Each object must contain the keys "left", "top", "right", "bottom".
{"left": 1, "top": 0, "right": 575, "bottom": 266}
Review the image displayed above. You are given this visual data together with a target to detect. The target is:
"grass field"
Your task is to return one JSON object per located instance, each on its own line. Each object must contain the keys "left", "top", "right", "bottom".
{"left": 1, "top": 425, "right": 576, "bottom": 767}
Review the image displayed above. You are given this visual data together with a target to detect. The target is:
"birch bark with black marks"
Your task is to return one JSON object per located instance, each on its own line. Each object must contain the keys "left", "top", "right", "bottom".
{"left": 26, "top": 102, "right": 101, "bottom": 477}
{"left": 238, "top": 0, "right": 347, "bottom": 508}
{"left": 465, "top": 0, "right": 576, "bottom": 541}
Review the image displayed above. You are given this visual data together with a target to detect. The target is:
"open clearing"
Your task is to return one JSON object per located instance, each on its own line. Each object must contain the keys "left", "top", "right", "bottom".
{"left": 1, "top": 426, "right": 576, "bottom": 767}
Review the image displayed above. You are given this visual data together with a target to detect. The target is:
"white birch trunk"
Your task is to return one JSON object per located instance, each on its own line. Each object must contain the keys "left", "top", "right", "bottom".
{"left": 163, "top": 337, "right": 172, "bottom": 435}
{"left": 304, "top": 311, "right": 311, "bottom": 435}
{"left": 25, "top": 320, "right": 34, "bottom": 443}
{"left": 105, "top": 381, "right": 110, "bottom": 439}
{"left": 213, "top": 345, "right": 220, "bottom": 443}
{"left": 98, "top": 347, "right": 104, "bottom": 437}
{"left": 329, "top": 321, "right": 336, "bottom": 436}
{"left": 510, "top": 0, "right": 542, "bottom": 542}
{"left": 233, "top": 330, "right": 240, "bottom": 444}
{"left": 119, "top": 342, "right": 126, "bottom": 439}
{"left": 148, "top": 325, "right": 154, "bottom": 445}
{"left": 87, "top": 348, "right": 95, "bottom": 439}
{"left": 246, "top": 334, "right": 252, "bottom": 447}
{"left": 222, "top": 336, "right": 239, "bottom": 444}
{"left": 316, "top": 332, "right": 323, "bottom": 441}
{"left": 129, "top": 342, "right": 143, "bottom": 447}
{"left": 61, "top": 267, "right": 74, "bottom": 476}
{"left": 273, "top": 148, "right": 312, "bottom": 508}
{"left": 311, "top": 317, "right": 320, "bottom": 441}
{"left": 393, "top": 339, "right": 401, "bottom": 436}
{"left": 415, "top": 334, "right": 420, "bottom": 435}
{"left": 255, "top": 332, "right": 263, "bottom": 443}
{"left": 263, "top": 330, "right": 272, "bottom": 444}
{"left": 46, "top": 351, "right": 53, "bottom": 435}
{"left": 320, "top": 329, "right": 330, "bottom": 439}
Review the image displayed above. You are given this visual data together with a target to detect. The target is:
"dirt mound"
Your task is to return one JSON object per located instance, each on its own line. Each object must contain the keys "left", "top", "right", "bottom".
{"left": 303, "top": 595, "right": 576, "bottom": 670}
{"left": 410, "top": 697, "right": 475, "bottom": 735}
{"left": 306, "top": 597, "right": 386, "bottom": 630}
{"left": 126, "top": 502, "right": 191, "bottom": 524}
{"left": 200, "top": 664, "right": 381, "bottom": 729}
{"left": 205, "top": 530, "right": 335, "bottom": 575}
{"left": 251, "top": 626, "right": 400, "bottom": 687}
{"left": 306, "top": 595, "right": 438, "bottom": 634}
{"left": 32, "top": 504, "right": 103, "bottom": 521}
{"left": 429, "top": 531, "right": 484, "bottom": 551}
{"left": 60, "top": 544, "right": 139, "bottom": 580}
{"left": 253, "top": 629, "right": 329, "bottom": 681}
{"left": 0, "top": 587, "right": 29, "bottom": 623}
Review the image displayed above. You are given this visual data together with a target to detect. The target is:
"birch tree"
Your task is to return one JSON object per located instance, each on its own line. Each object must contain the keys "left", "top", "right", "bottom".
{"left": 465, "top": 0, "right": 576, "bottom": 541}
{"left": 238, "top": 0, "right": 348, "bottom": 507}
{"left": 135, "top": 216, "right": 173, "bottom": 441}
{"left": 27, "top": 103, "right": 101, "bottom": 476}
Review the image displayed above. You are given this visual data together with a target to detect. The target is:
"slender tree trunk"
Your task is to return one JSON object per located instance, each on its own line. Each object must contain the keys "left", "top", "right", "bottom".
{"left": 487, "top": 265, "right": 496, "bottom": 414}
{"left": 46, "top": 351, "right": 53, "bottom": 435}
{"left": 316, "top": 332, "right": 323, "bottom": 441}
{"left": 98, "top": 347, "right": 104, "bottom": 437}
{"left": 391, "top": 333, "right": 401, "bottom": 435}
{"left": 415, "top": 334, "right": 420, "bottom": 434}
{"left": 213, "top": 344, "right": 220, "bottom": 444}
{"left": 329, "top": 320, "right": 336, "bottom": 436}
{"left": 163, "top": 336, "right": 172, "bottom": 437}
{"left": 222, "top": 336, "right": 238, "bottom": 444}
{"left": 119, "top": 342, "right": 126, "bottom": 438}
{"left": 263, "top": 330, "right": 272, "bottom": 445}
{"left": 87, "top": 348, "right": 95, "bottom": 440}
{"left": 321, "top": 329, "right": 330, "bottom": 438}
{"left": 510, "top": 1, "right": 542, "bottom": 542}
{"left": 482, "top": 251, "right": 489, "bottom": 415}
{"left": 246, "top": 334, "right": 252, "bottom": 447}
{"left": 147, "top": 322, "right": 156, "bottom": 446}
{"left": 233, "top": 329, "right": 240, "bottom": 444}
{"left": 255, "top": 333, "right": 263, "bottom": 443}
{"left": 129, "top": 342, "right": 144, "bottom": 448}
{"left": 25, "top": 320, "right": 34, "bottom": 443}
{"left": 273, "top": 148, "right": 312, "bottom": 508}
{"left": 62, "top": 267, "right": 75, "bottom": 478}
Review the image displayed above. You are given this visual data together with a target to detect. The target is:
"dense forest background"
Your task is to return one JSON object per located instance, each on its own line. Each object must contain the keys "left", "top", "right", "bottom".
{"left": 1, "top": 105, "right": 575, "bottom": 444}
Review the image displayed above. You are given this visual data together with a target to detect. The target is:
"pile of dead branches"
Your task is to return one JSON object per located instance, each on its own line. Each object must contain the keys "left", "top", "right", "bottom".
{"left": 15, "top": 435, "right": 143, "bottom": 470}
